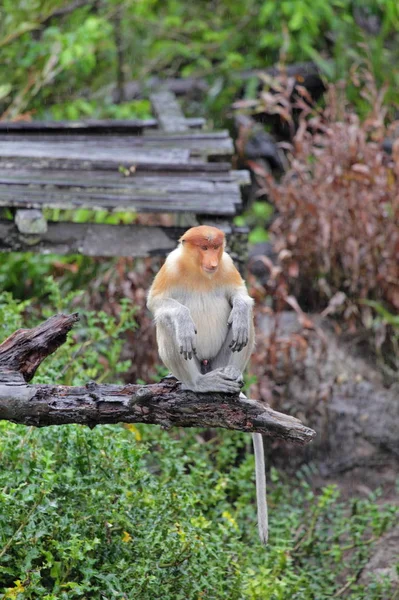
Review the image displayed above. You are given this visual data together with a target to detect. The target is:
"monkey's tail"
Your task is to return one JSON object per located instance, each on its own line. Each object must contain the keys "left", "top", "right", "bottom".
{"left": 252, "top": 432, "right": 268, "bottom": 545}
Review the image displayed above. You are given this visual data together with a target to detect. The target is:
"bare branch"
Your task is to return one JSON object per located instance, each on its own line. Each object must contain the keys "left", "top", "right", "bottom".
{"left": 0, "top": 314, "right": 316, "bottom": 444}
{"left": 0, "top": 313, "right": 79, "bottom": 381}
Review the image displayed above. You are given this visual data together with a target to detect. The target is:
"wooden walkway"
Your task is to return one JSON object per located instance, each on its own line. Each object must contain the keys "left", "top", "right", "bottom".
{"left": 0, "top": 91, "right": 249, "bottom": 257}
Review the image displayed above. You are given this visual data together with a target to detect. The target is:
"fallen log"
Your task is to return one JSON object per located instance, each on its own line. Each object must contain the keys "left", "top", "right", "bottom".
{"left": 0, "top": 314, "right": 315, "bottom": 445}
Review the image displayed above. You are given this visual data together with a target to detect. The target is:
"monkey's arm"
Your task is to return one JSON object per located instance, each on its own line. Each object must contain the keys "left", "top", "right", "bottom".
{"left": 227, "top": 287, "right": 254, "bottom": 353}
{"left": 147, "top": 296, "right": 197, "bottom": 360}
{"left": 148, "top": 295, "right": 243, "bottom": 393}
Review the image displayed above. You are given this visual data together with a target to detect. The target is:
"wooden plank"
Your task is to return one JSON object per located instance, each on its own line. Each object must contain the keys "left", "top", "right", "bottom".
{"left": 0, "top": 117, "right": 204, "bottom": 133}
{"left": 0, "top": 186, "right": 240, "bottom": 215}
{"left": 141, "top": 131, "right": 229, "bottom": 140}
{"left": 231, "top": 170, "right": 251, "bottom": 186}
{"left": 0, "top": 169, "right": 240, "bottom": 186}
{"left": 0, "top": 119, "right": 157, "bottom": 132}
{"left": 150, "top": 90, "right": 188, "bottom": 132}
{"left": 0, "top": 176, "right": 240, "bottom": 195}
{"left": 0, "top": 181, "right": 240, "bottom": 205}
{"left": 0, "top": 136, "right": 233, "bottom": 161}
{"left": 0, "top": 221, "right": 182, "bottom": 256}
{"left": 0, "top": 157, "right": 231, "bottom": 173}
{"left": 109, "top": 76, "right": 209, "bottom": 103}
{"left": 0, "top": 221, "right": 234, "bottom": 256}
{"left": 0, "top": 131, "right": 229, "bottom": 142}
{"left": 0, "top": 142, "right": 190, "bottom": 164}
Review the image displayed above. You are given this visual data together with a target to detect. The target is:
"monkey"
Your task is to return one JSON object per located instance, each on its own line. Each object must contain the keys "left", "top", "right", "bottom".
{"left": 147, "top": 225, "right": 268, "bottom": 544}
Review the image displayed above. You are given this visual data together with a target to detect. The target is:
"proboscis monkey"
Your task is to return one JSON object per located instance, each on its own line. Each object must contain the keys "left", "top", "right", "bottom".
{"left": 147, "top": 225, "right": 268, "bottom": 544}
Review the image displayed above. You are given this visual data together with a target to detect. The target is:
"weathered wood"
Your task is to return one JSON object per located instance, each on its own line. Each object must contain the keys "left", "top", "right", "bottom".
{"left": 0, "top": 180, "right": 240, "bottom": 215}
{"left": 0, "top": 376, "right": 316, "bottom": 443}
{"left": 150, "top": 90, "right": 189, "bottom": 132}
{"left": 0, "top": 118, "right": 205, "bottom": 133}
{"left": 0, "top": 166, "right": 243, "bottom": 183}
{"left": 141, "top": 131, "right": 229, "bottom": 141}
{"left": 0, "top": 313, "right": 79, "bottom": 381}
{"left": 0, "top": 222, "right": 247, "bottom": 256}
{"left": 0, "top": 314, "right": 316, "bottom": 445}
{"left": 0, "top": 131, "right": 225, "bottom": 144}
{"left": 0, "top": 133, "right": 234, "bottom": 161}
{"left": 231, "top": 170, "right": 251, "bottom": 186}
{"left": 109, "top": 77, "right": 209, "bottom": 103}
{"left": 0, "top": 154, "right": 243, "bottom": 216}
{"left": 0, "top": 158, "right": 232, "bottom": 173}
{"left": 0, "top": 159, "right": 242, "bottom": 216}
{"left": 0, "top": 198, "right": 238, "bottom": 216}
{"left": 0, "top": 141, "right": 191, "bottom": 164}
{"left": 0, "top": 107, "right": 244, "bottom": 240}
{"left": 0, "top": 222, "right": 185, "bottom": 255}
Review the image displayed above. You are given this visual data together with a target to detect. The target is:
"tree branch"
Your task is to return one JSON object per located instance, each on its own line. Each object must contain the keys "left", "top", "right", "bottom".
{"left": 0, "top": 313, "right": 79, "bottom": 381}
{"left": 0, "top": 314, "right": 316, "bottom": 444}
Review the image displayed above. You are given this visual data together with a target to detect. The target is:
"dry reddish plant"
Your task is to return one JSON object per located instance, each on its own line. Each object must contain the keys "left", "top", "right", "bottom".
{"left": 262, "top": 84, "right": 399, "bottom": 318}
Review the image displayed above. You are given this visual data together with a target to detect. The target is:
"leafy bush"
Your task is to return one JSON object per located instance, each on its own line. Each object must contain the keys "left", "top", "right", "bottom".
{"left": 0, "top": 276, "right": 137, "bottom": 386}
{"left": 2, "top": 1, "right": 399, "bottom": 120}
{"left": 262, "top": 80, "right": 398, "bottom": 316}
{"left": 0, "top": 421, "right": 397, "bottom": 599}
{"left": 0, "top": 287, "right": 397, "bottom": 598}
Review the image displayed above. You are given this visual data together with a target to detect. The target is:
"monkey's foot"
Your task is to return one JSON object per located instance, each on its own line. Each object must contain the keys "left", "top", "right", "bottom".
{"left": 183, "top": 366, "right": 243, "bottom": 394}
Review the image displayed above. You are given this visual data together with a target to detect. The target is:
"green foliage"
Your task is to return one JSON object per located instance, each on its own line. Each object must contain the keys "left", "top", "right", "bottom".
{"left": 0, "top": 275, "right": 137, "bottom": 386}
{"left": 0, "top": 252, "right": 110, "bottom": 299}
{"left": 2, "top": 1, "right": 399, "bottom": 120}
{"left": 38, "top": 277, "right": 137, "bottom": 385}
{"left": 0, "top": 290, "right": 397, "bottom": 598}
{"left": 44, "top": 99, "right": 152, "bottom": 121}
{"left": 0, "top": 3, "right": 114, "bottom": 119}
{"left": 0, "top": 418, "right": 397, "bottom": 598}
{"left": 362, "top": 300, "right": 399, "bottom": 328}
{"left": 235, "top": 201, "right": 273, "bottom": 244}
{"left": 360, "top": 300, "right": 399, "bottom": 376}
{"left": 0, "top": 291, "right": 30, "bottom": 340}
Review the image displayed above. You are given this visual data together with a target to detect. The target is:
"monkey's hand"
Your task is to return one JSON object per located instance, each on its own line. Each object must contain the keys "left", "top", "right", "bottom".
{"left": 175, "top": 308, "right": 197, "bottom": 360}
{"left": 227, "top": 302, "right": 250, "bottom": 352}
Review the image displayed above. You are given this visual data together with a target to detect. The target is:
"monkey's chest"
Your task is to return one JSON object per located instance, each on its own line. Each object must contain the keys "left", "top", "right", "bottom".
{"left": 180, "top": 291, "right": 231, "bottom": 360}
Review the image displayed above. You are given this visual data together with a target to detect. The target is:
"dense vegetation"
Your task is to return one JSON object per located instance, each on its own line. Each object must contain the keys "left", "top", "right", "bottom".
{"left": 0, "top": 290, "right": 397, "bottom": 598}
{"left": 0, "top": 1, "right": 398, "bottom": 598}
{"left": 2, "top": 0, "right": 399, "bottom": 121}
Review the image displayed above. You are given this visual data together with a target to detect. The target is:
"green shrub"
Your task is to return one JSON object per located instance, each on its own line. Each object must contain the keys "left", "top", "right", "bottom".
{"left": 0, "top": 289, "right": 397, "bottom": 599}
{"left": 3, "top": 1, "right": 399, "bottom": 120}
{"left": 0, "top": 420, "right": 397, "bottom": 599}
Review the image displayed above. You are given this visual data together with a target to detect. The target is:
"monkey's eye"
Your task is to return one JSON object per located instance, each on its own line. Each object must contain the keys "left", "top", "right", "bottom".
{"left": 201, "top": 246, "right": 208, "bottom": 251}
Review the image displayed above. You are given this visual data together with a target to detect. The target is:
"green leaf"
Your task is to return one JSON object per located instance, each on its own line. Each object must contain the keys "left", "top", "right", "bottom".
{"left": 259, "top": 2, "right": 276, "bottom": 25}
{"left": 288, "top": 10, "right": 304, "bottom": 31}
{"left": 0, "top": 83, "right": 12, "bottom": 100}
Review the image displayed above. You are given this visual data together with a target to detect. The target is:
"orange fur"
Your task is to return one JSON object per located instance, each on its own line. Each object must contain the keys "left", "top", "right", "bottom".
{"left": 150, "top": 228, "right": 243, "bottom": 296}
{"left": 180, "top": 225, "right": 225, "bottom": 248}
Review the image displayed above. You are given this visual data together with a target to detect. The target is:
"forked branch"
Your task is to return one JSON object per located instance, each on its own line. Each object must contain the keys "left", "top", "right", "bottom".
{"left": 0, "top": 314, "right": 316, "bottom": 445}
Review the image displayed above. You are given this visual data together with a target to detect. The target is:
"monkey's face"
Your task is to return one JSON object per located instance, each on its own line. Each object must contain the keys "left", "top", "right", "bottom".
{"left": 180, "top": 226, "right": 225, "bottom": 278}
{"left": 197, "top": 243, "right": 223, "bottom": 276}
